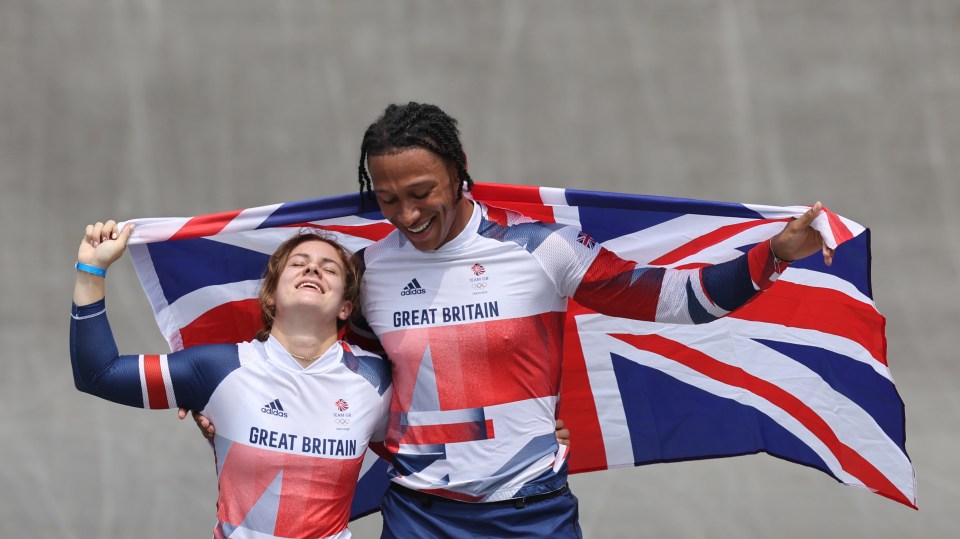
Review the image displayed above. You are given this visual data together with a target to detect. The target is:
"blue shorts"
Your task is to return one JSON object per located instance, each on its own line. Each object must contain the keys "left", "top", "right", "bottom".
{"left": 380, "top": 483, "right": 582, "bottom": 539}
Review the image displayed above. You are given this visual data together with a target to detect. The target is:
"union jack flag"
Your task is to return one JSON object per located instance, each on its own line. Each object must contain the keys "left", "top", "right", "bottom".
{"left": 123, "top": 183, "right": 916, "bottom": 517}
{"left": 576, "top": 231, "right": 596, "bottom": 249}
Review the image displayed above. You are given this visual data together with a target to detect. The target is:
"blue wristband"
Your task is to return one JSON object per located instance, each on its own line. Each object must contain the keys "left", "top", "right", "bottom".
{"left": 75, "top": 262, "right": 107, "bottom": 277}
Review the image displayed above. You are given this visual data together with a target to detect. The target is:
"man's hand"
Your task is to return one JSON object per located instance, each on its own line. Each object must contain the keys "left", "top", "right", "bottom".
{"left": 555, "top": 418, "right": 570, "bottom": 446}
{"left": 179, "top": 407, "right": 215, "bottom": 440}
{"left": 771, "top": 202, "right": 835, "bottom": 266}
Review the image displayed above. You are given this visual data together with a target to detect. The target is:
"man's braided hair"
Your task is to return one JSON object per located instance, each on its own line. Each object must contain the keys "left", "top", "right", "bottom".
{"left": 357, "top": 102, "right": 473, "bottom": 203}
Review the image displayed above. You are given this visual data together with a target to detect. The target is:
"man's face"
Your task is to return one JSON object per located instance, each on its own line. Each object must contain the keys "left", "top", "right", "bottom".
{"left": 368, "top": 147, "right": 473, "bottom": 251}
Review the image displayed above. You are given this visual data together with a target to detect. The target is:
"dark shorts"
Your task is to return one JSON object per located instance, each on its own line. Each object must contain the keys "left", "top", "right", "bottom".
{"left": 380, "top": 483, "right": 583, "bottom": 539}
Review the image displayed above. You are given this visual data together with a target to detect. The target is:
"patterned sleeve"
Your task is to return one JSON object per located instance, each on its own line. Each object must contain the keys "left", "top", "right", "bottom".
{"left": 531, "top": 223, "right": 787, "bottom": 324}
{"left": 70, "top": 299, "right": 241, "bottom": 410}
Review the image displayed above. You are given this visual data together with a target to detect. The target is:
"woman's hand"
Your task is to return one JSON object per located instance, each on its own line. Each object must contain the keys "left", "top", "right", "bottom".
{"left": 77, "top": 220, "right": 133, "bottom": 271}
{"left": 73, "top": 220, "right": 134, "bottom": 306}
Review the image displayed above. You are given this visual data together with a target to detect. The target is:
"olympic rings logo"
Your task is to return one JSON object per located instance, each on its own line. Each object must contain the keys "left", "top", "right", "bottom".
{"left": 472, "top": 282, "right": 488, "bottom": 290}
{"left": 335, "top": 419, "right": 350, "bottom": 425}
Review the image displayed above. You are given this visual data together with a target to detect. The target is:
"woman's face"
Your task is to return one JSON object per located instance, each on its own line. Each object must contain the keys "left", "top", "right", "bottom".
{"left": 271, "top": 239, "right": 352, "bottom": 324}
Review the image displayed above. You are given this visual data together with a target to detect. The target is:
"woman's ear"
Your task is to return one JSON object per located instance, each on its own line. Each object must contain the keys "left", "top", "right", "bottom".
{"left": 339, "top": 301, "right": 354, "bottom": 321}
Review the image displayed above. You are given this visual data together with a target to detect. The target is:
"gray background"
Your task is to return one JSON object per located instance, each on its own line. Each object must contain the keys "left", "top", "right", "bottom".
{"left": 2, "top": 0, "right": 957, "bottom": 537}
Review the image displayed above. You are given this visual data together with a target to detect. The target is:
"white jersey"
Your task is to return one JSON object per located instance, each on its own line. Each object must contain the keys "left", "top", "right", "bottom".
{"left": 355, "top": 201, "right": 782, "bottom": 502}
{"left": 71, "top": 301, "right": 393, "bottom": 539}
{"left": 205, "top": 338, "right": 391, "bottom": 539}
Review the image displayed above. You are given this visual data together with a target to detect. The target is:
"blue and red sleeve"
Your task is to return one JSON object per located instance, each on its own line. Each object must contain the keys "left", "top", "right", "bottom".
{"left": 70, "top": 299, "right": 241, "bottom": 410}
{"left": 572, "top": 239, "right": 786, "bottom": 323}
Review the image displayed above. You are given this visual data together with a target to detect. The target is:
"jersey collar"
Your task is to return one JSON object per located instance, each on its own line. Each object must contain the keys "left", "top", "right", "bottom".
{"left": 263, "top": 335, "right": 343, "bottom": 374}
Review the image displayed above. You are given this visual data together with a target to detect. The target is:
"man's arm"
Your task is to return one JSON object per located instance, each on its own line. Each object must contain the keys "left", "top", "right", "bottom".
{"left": 569, "top": 203, "right": 832, "bottom": 324}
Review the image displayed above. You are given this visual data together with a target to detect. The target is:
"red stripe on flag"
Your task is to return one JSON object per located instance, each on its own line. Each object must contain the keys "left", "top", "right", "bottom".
{"left": 142, "top": 355, "right": 169, "bottom": 409}
{"left": 824, "top": 208, "right": 854, "bottom": 245}
{"left": 401, "top": 419, "right": 494, "bottom": 445}
{"left": 471, "top": 183, "right": 557, "bottom": 224}
{"left": 168, "top": 209, "right": 244, "bottom": 241}
{"left": 650, "top": 219, "right": 790, "bottom": 266}
{"left": 730, "top": 281, "right": 887, "bottom": 366}
{"left": 559, "top": 301, "right": 609, "bottom": 474}
{"left": 179, "top": 299, "right": 262, "bottom": 349}
{"left": 613, "top": 333, "right": 913, "bottom": 508}
{"left": 299, "top": 222, "right": 396, "bottom": 242}
{"left": 471, "top": 183, "right": 544, "bottom": 204}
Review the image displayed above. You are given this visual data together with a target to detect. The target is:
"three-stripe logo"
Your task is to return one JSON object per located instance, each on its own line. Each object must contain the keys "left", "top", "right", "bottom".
{"left": 261, "top": 398, "right": 288, "bottom": 418}
{"left": 400, "top": 278, "right": 426, "bottom": 296}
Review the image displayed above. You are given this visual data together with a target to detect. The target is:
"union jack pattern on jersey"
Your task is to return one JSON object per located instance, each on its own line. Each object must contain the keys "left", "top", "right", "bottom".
{"left": 576, "top": 231, "right": 596, "bottom": 249}
{"left": 122, "top": 183, "right": 916, "bottom": 514}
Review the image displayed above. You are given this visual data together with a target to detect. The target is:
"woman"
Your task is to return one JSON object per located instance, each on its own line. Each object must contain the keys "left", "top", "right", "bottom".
{"left": 71, "top": 220, "right": 391, "bottom": 539}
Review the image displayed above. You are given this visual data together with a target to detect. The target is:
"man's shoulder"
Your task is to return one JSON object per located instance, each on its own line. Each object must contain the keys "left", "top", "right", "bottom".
{"left": 359, "top": 229, "right": 407, "bottom": 265}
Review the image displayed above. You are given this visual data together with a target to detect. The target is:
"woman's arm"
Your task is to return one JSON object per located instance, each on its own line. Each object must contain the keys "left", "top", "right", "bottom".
{"left": 70, "top": 299, "right": 239, "bottom": 410}
{"left": 70, "top": 220, "right": 239, "bottom": 410}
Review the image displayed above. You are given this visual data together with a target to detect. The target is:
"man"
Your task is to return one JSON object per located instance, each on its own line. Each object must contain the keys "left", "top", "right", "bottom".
{"left": 349, "top": 102, "right": 831, "bottom": 538}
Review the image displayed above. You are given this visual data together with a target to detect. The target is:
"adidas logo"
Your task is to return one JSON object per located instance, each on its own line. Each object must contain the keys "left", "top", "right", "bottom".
{"left": 400, "top": 278, "right": 426, "bottom": 296}
{"left": 261, "top": 398, "right": 288, "bottom": 418}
